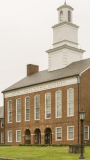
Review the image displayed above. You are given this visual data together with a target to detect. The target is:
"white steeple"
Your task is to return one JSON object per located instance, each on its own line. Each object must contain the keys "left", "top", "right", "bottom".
{"left": 46, "top": 2, "right": 85, "bottom": 71}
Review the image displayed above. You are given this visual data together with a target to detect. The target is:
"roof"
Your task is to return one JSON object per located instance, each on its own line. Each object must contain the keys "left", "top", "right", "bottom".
{"left": 2, "top": 58, "right": 90, "bottom": 93}
{"left": 57, "top": 3, "right": 74, "bottom": 11}
{"left": 0, "top": 107, "right": 4, "bottom": 119}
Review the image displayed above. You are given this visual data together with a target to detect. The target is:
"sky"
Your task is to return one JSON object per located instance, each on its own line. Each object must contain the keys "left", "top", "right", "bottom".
{"left": 0, "top": 0, "right": 90, "bottom": 106}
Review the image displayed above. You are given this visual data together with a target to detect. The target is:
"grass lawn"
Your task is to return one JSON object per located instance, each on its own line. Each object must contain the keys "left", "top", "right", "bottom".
{"left": 0, "top": 146, "right": 90, "bottom": 160}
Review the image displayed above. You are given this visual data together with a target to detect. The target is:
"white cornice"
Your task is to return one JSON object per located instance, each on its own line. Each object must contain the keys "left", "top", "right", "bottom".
{"left": 46, "top": 44, "right": 85, "bottom": 54}
{"left": 52, "top": 40, "right": 79, "bottom": 46}
{"left": 52, "top": 21, "right": 79, "bottom": 29}
{"left": 4, "top": 77, "right": 77, "bottom": 98}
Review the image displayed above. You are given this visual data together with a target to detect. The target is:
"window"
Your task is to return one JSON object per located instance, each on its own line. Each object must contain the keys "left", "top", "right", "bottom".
{"left": 1, "top": 132, "right": 4, "bottom": 143}
{"left": 67, "top": 88, "right": 74, "bottom": 117}
{"left": 67, "top": 126, "right": 74, "bottom": 140}
{"left": 60, "top": 10, "right": 63, "bottom": 21}
{"left": 8, "top": 100, "right": 12, "bottom": 123}
{"left": 25, "top": 97, "right": 30, "bottom": 121}
{"left": 16, "top": 130, "right": 21, "bottom": 142}
{"left": 68, "top": 10, "right": 71, "bottom": 22}
{"left": 56, "top": 127, "right": 62, "bottom": 141}
{"left": 35, "top": 95, "right": 40, "bottom": 120}
{"left": 1, "top": 119, "right": 4, "bottom": 128}
{"left": 35, "top": 134, "right": 37, "bottom": 142}
{"left": 45, "top": 93, "right": 51, "bottom": 119}
{"left": 8, "top": 131, "right": 12, "bottom": 142}
{"left": 16, "top": 99, "right": 21, "bottom": 122}
{"left": 84, "top": 126, "right": 89, "bottom": 140}
{"left": 56, "top": 91, "right": 62, "bottom": 118}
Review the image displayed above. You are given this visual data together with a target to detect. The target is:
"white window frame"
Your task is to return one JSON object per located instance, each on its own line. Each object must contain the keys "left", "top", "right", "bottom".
{"left": 34, "top": 95, "right": 40, "bottom": 120}
{"left": 25, "top": 97, "right": 30, "bottom": 121}
{"left": 45, "top": 92, "right": 51, "bottom": 119}
{"left": 1, "top": 132, "right": 4, "bottom": 143}
{"left": 67, "top": 88, "right": 74, "bottom": 117}
{"left": 67, "top": 126, "right": 74, "bottom": 140}
{"left": 84, "top": 126, "right": 89, "bottom": 140}
{"left": 8, "top": 100, "right": 12, "bottom": 123}
{"left": 55, "top": 91, "right": 62, "bottom": 118}
{"left": 16, "top": 130, "right": 21, "bottom": 142}
{"left": 16, "top": 99, "right": 21, "bottom": 122}
{"left": 56, "top": 127, "right": 62, "bottom": 141}
{"left": 1, "top": 119, "right": 4, "bottom": 128}
{"left": 8, "top": 131, "right": 12, "bottom": 142}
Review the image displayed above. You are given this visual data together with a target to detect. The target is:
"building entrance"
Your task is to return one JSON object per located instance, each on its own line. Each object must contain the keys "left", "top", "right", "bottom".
{"left": 25, "top": 129, "right": 31, "bottom": 144}
{"left": 34, "top": 129, "right": 41, "bottom": 144}
{"left": 45, "top": 128, "right": 52, "bottom": 144}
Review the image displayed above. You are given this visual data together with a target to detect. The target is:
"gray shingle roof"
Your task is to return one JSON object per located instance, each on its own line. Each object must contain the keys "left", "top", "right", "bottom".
{"left": 0, "top": 107, "right": 4, "bottom": 119}
{"left": 2, "top": 58, "right": 90, "bottom": 93}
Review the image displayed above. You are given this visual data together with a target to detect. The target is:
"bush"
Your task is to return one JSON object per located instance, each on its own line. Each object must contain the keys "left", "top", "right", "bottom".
{"left": 19, "top": 144, "right": 69, "bottom": 147}
{"left": 0, "top": 144, "right": 12, "bottom": 146}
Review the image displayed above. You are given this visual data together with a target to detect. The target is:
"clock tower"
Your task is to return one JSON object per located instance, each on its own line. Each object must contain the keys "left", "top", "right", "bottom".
{"left": 46, "top": 2, "right": 85, "bottom": 71}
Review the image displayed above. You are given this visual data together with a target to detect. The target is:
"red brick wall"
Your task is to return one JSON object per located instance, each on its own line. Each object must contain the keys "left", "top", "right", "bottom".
{"left": 79, "top": 68, "right": 90, "bottom": 144}
{"left": 4, "top": 83, "right": 79, "bottom": 146}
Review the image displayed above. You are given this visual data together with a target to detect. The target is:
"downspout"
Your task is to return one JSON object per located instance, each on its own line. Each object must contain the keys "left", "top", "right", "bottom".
{"left": 77, "top": 76, "right": 80, "bottom": 143}
{"left": 3, "top": 93, "right": 5, "bottom": 144}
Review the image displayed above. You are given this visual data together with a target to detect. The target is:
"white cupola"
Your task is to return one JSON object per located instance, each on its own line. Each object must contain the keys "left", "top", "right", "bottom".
{"left": 57, "top": 2, "right": 73, "bottom": 23}
{"left": 46, "top": 2, "right": 85, "bottom": 71}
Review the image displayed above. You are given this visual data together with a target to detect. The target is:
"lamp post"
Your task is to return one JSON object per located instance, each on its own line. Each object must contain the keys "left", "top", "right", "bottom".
{"left": 79, "top": 109, "right": 85, "bottom": 159}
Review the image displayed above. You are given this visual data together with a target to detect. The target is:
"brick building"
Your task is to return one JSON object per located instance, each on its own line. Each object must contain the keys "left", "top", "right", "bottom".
{"left": 0, "top": 107, "right": 4, "bottom": 144}
{"left": 2, "top": 2, "right": 90, "bottom": 146}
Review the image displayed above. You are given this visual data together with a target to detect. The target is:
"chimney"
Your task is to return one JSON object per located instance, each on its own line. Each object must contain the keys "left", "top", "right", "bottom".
{"left": 27, "top": 64, "right": 39, "bottom": 76}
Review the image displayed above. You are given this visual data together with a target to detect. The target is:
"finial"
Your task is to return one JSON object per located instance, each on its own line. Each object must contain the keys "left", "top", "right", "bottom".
{"left": 64, "top": 0, "right": 66, "bottom": 4}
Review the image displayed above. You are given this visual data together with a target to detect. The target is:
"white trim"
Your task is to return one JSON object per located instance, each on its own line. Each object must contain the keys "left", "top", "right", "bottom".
{"left": 67, "top": 126, "right": 74, "bottom": 140}
{"left": 8, "top": 130, "right": 12, "bottom": 142}
{"left": 55, "top": 127, "right": 62, "bottom": 141}
{"left": 34, "top": 95, "right": 40, "bottom": 120}
{"left": 84, "top": 126, "right": 89, "bottom": 140}
{"left": 55, "top": 90, "right": 62, "bottom": 118}
{"left": 1, "top": 132, "right": 4, "bottom": 143}
{"left": 25, "top": 96, "right": 30, "bottom": 121}
{"left": 1, "top": 119, "right": 4, "bottom": 128}
{"left": 8, "top": 100, "right": 12, "bottom": 123}
{"left": 16, "top": 130, "right": 21, "bottom": 142}
{"left": 4, "top": 77, "right": 77, "bottom": 98}
{"left": 16, "top": 98, "right": 21, "bottom": 122}
{"left": 45, "top": 92, "right": 51, "bottom": 119}
{"left": 79, "top": 66, "right": 90, "bottom": 76}
{"left": 67, "top": 88, "right": 74, "bottom": 117}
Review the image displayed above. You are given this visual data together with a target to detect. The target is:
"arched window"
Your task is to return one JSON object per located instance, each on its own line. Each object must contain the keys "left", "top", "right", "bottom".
{"left": 68, "top": 10, "right": 71, "bottom": 22}
{"left": 60, "top": 10, "right": 63, "bottom": 21}
{"left": 25, "top": 97, "right": 30, "bottom": 121}
{"left": 67, "top": 88, "right": 74, "bottom": 117}
{"left": 45, "top": 93, "right": 51, "bottom": 119}
{"left": 35, "top": 95, "right": 40, "bottom": 120}
{"left": 56, "top": 91, "right": 62, "bottom": 118}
